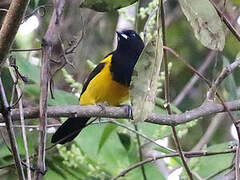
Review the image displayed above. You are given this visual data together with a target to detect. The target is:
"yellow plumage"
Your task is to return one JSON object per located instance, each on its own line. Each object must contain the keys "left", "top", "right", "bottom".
{"left": 80, "top": 55, "right": 129, "bottom": 106}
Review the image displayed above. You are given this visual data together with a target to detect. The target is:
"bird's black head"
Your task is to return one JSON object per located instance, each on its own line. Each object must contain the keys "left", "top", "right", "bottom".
{"left": 111, "top": 30, "right": 144, "bottom": 86}
{"left": 116, "top": 30, "right": 144, "bottom": 60}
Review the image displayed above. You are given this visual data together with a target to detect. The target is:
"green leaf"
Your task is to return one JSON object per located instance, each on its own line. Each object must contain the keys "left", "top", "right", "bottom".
{"left": 76, "top": 123, "right": 134, "bottom": 176}
{"left": 130, "top": 35, "right": 163, "bottom": 122}
{"left": 80, "top": 0, "right": 138, "bottom": 12}
{"left": 117, "top": 132, "right": 131, "bottom": 151}
{"left": 179, "top": 0, "right": 225, "bottom": 51}
{"left": 98, "top": 123, "right": 117, "bottom": 153}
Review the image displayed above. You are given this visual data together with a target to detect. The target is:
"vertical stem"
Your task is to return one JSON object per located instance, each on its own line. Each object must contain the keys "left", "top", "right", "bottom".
{"left": 134, "top": 123, "right": 147, "bottom": 180}
{"left": 33, "top": 41, "right": 50, "bottom": 180}
{"left": 0, "top": 77, "right": 25, "bottom": 180}
{"left": 159, "top": 0, "right": 193, "bottom": 179}
{"left": 34, "top": 1, "right": 65, "bottom": 179}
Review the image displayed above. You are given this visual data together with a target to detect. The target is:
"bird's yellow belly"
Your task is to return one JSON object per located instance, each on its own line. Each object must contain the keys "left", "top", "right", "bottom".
{"left": 80, "top": 62, "right": 129, "bottom": 106}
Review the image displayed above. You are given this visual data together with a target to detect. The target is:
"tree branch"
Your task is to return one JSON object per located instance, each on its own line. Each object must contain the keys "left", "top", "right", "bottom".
{"left": 34, "top": 0, "right": 65, "bottom": 180}
{"left": 1, "top": 99, "right": 239, "bottom": 126}
{"left": 0, "top": 0, "right": 30, "bottom": 68}
{"left": 112, "top": 148, "right": 235, "bottom": 179}
{"left": 173, "top": 50, "right": 217, "bottom": 106}
{"left": 160, "top": 0, "right": 193, "bottom": 178}
{"left": 8, "top": 60, "right": 31, "bottom": 180}
{"left": 0, "top": 77, "right": 25, "bottom": 180}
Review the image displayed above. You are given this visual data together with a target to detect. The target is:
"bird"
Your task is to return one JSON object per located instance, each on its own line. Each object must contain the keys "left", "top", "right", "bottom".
{"left": 51, "top": 30, "right": 144, "bottom": 144}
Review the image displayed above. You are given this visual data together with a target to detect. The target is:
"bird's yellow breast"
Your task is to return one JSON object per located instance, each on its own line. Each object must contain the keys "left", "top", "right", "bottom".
{"left": 80, "top": 55, "right": 129, "bottom": 106}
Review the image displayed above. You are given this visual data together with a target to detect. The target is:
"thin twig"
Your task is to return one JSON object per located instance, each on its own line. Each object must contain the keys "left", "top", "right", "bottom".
{"left": 0, "top": 123, "right": 61, "bottom": 128}
{"left": 49, "top": 15, "right": 84, "bottom": 98}
{"left": 207, "top": 57, "right": 240, "bottom": 100}
{"left": 206, "top": 56, "right": 240, "bottom": 179}
{"left": 209, "top": 0, "right": 240, "bottom": 41}
{"left": 112, "top": 148, "right": 235, "bottom": 179}
{"left": 0, "top": 77, "right": 25, "bottom": 180}
{"left": 163, "top": 46, "right": 211, "bottom": 84}
{"left": 8, "top": 59, "right": 31, "bottom": 180}
{"left": 65, "top": 20, "right": 85, "bottom": 55}
{"left": 160, "top": 0, "right": 193, "bottom": 179}
{"left": 173, "top": 51, "right": 217, "bottom": 106}
{"left": 109, "top": 119, "right": 175, "bottom": 153}
{"left": 164, "top": 47, "right": 240, "bottom": 132}
{"left": 23, "top": 5, "right": 52, "bottom": 22}
{"left": 10, "top": 48, "right": 42, "bottom": 52}
{"left": 165, "top": 44, "right": 240, "bottom": 178}
{"left": 133, "top": 123, "right": 147, "bottom": 180}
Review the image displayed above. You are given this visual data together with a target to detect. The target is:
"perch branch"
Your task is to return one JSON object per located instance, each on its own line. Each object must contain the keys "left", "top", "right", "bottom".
{"left": 1, "top": 99, "right": 240, "bottom": 125}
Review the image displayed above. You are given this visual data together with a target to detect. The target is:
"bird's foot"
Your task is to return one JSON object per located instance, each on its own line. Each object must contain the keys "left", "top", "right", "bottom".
{"left": 119, "top": 104, "right": 133, "bottom": 120}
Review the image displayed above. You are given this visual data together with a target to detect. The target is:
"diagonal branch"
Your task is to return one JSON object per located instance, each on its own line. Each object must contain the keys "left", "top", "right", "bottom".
{"left": 209, "top": 0, "right": 240, "bottom": 42}
{"left": 112, "top": 148, "right": 235, "bottom": 179}
{"left": 8, "top": 60, "right": 31, "bottom": 180}
{"left": 0, "top": 77, "right": 25, "bottom": 180}
{"left": 173, "top": 50, "right": 217, "bottom": 106}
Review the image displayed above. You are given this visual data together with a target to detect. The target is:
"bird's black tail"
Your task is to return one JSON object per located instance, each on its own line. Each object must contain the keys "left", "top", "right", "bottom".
{"left": 51, "top": 117, "right": 89, "bottom": 144}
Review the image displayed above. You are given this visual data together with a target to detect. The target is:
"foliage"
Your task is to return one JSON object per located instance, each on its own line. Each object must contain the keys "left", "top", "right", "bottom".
{"left": 179, "top": 0, "right": 225, "bottom": 51}
{"left": 130, "top": 38, "right": 163, "bottom": 122}
{"left": 80, "top": 0, "right": 138, "bottom": 12}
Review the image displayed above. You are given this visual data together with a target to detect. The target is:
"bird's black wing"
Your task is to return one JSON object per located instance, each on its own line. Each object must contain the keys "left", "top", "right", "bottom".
{"left": 80, "top": 62, "right": 105, "bottom": 96}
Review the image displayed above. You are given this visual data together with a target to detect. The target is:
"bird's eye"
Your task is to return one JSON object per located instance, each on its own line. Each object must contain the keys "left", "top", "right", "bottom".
{"left": 121, "top": 33, "right": 128, "bottom": 39}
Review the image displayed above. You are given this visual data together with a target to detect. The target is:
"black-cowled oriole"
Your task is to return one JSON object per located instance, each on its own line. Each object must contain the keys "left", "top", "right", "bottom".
{"left": 51, "top": 30, "right": 144, "bottom": 144}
